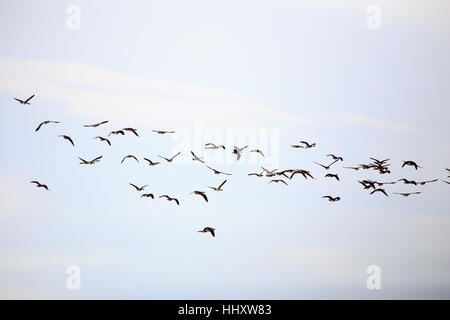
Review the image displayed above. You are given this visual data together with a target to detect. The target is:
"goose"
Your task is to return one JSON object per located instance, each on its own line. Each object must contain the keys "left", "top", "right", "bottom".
{"left": 35, "top": 121, "right": 59, "bottom": 132}
{"left": 190, "top": 191, "right": 208, "bottom": 202}
{"left": 398, "top": 179, "right": 418, "bottom": 185}
{"left": 290, "top": 170, "right": 314, "bottom": 180}
{"left": 325, "top": 173, "right": 339, "bottom": 181}
{"left": 108, "top": 130, "right": 125, "bottom": 136}
{"left": 205, "top": 143, "right": 225, "bottom": 150}
{"left": 370, "top": 188, "right": 389, "bottom": 196}
{"left": 208, "top": 180, "right": 227, "bottom": 191}
{"left": 374, "top": 181, "right": 396, "bottom": 187}
{"left": 143, "top": 158, "right": 160, "bottom": 166}
{"left": 191, "top": 151, "right": 204, "bottom": 163}
{"left": 402, "top": 160, "right": 422, "bottom": 170}
{"left": 359, "top": 180, "right": 376, "bottom": 190}
{"left": 93, "top": 136, "right": 111, "bottom": 146}
{"left": 393, "top": 192, "right": 421, "bottom": 197}
{"left": 370, "top": 158, "right": 390, "bottom": 165}
{"left": 300, "top": 141, "right": 316, "bottom": 148}
{"left": 232, "top": 146, "right": 247, "bottom": 161}
{"left": 314, "top": 159, "right": 339, "bottom": 170}
{"left": 152, "top": 130, "right": 175, "bottom": 134}
{"left": 159, "top": 195, "right": 180, "bottom": 205}
{"left": 58, "top": 135, "right": 75, "bottom": 147}
{"left": 261, "top": 167, "right": 278, "bottom": 176}
{"left": 250, "top": 149, "right": 265, "bottom": 157}
{"left": 14, "top": 94, "right": 35, "bottom": 105}
{"left": 268, "top": 179, "right": 288, "bottom": 186}
{"left": 322, "top": 196, "right": 340, "bottom": 202}
{"left": 30, "top": 180, "right": 49, "bottom": 191}
{"left": 129, "top": 183, "right": 148, "bottom": 191}
{"left": 78, "top": 156, "right": 102, "bottom": 165}
{"left": 121, "top": 155, "right": 139, "bottom": 164}
{"left": 344, "top": 166, "right": 360, "bottom": 171}
{"left": 198, "top": 227, "right": 215, "bottom": 237}
{"left": 327, "top": 154, "right": 343, "bottom": 162}
{"left": 248, "top": 171, "right": 264, "bottom": 177}
{"left": 141, "top": 193, "right": 154, "bottom": 199}
{"left": 84, "top": 120, "right": 109, "bottom": 128}
{"left": 123, "top": 127, "right": 139, "bottom": 137}
{"left": 206, "top": 166, "right": 232, "bottom": 176}
{"left": 158, "top": 152, "right": 181, "bottom": 163}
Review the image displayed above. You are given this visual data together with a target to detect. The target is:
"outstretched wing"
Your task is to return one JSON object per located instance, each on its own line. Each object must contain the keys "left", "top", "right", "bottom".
{"left": 24, "top": 95, "right": 35, "bottom": 103}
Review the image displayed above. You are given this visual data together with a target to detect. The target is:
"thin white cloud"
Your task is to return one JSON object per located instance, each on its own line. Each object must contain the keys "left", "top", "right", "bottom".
{"left": 339, "top": 113, "right": 417, "bottom": 133}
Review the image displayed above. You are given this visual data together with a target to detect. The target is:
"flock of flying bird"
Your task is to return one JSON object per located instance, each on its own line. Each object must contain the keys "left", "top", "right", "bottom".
{"left": 15, "top": 94, "right": 450, "bottom": 238}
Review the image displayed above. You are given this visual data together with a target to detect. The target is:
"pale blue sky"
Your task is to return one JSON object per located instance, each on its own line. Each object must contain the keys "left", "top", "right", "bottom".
{"left": 0, "top": 0, "right": 449, "bottom": 299}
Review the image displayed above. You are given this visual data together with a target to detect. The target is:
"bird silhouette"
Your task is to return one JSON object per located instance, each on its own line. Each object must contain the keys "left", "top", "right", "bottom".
{"left": 191, "top": 151, "right": 204, "bottom": 163}
{"left": 250, "top": 149, "right": 265, "bottom": 157}
{"left": 198, "top": 227, "right": 215, "bottom": 237}
{"left": 143, "top": 158, "right": 160, "bottom": 166}
{"left": 393, "top": 192, "right": 421, "bottom": 197}
{"left": 158, "top": 152, "right": 181, "bottom": 163}
{"left": 159, "top": 195, "right": 180, "bottom": 205}
{"left": 129, "top": 183, "right": 148, "bottom": 191}
{"left": 84, "top": 120, "right": 109, "bottom": 128}
{"left": 314, "top": 159, "right": 338, "bottom": 170}
{"left": 206, "top": 166, "right": 232, "bottom": 176}
{"left": 78, "top": 156, "right": 102, "bottom": 165}
{"left": 208, "top": 180, "right": 227, "bottom": 191}
{"left": 14, "top": 94, "right": 34, "bottom": 105}
{"left": 190, "top": 191, "right": 208, "bottom": 202}
{"left": 205, "top": 143, "right": 225, "bottom": 150}
{"left": 322, "top": 196, "right": 340, "bottom": 202}
{"left": 141, "top": 193, "right": 154, "bottom": 199}
{"left": 108, "top": 130, "right": 125, "bottom": 136}
{"left": 121, "top": 155, "right": 139, "bottom": 164}
{"left": 268, "top": 179, "right": 288, "bottom": 186}
{"left": 152, "top": 130, "right": 175, "bottom": 134}
{"left": 93, "top": 136, "right": 111, "bottom": 146}
{"left": 123, "top": 127, "right": 139, "bottom": 136}
{"left": 325, "top": 173, "right": 339, "bottom": 181}
{"left": 35, "top": 121, "right": 59, "bottom": 132}
{"left": 370, "top": 188, "right": 389, "bottom": 197}
{"left": 402, "top": 160, "right": 422, "bottom": 170}
{"left": 30, "top": 180, "right": 49, "bottom": 191}
{"left": 58, "top": 135, "right": 75, "bottom": 147}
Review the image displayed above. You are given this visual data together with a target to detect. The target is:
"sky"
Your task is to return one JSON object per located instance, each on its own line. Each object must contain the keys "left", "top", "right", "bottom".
{"left": 0, "top": 0, "right": 449, "bottom": 299}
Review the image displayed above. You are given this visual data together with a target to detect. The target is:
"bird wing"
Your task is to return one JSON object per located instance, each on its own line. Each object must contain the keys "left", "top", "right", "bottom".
{"left": 157, "top": 155, "right": 169, "bottom": 161}
{"left": 218, "top": 180, "right": 227, "bottom": 189}
{"left": 129, "top": 183, "right": 139, "bottom": 190}
{"left": 66, "top": 136, "right": 75, "bottom": 146}
{"left": 14, "top": 98, "right": 24, "bottom": 103}
{"left": 210, "top": 229, "right": 215, "bottom": 237}
{"left": 199, "top": 192, "right": 208, "bottom": 202}
{"left": 24, "top": 95, "right": 35, "bottom": 103}
{"left": 35, "top": 122, "right": 44, "bottom": 131}
{"left": 92, "top": 156, "right": 103, "bottom": 162}
{"left": 170, "top": 152, "right": 181, "bottom": 161}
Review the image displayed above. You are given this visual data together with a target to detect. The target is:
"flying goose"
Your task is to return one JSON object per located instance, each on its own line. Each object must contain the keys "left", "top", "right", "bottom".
{"left": 208, "top": 180, "right": 227, "bottom": 191}
{"left": 359, "top": 180, "right": 376, "bottom": 190}
{"left": 84, "top": 120, "right": 109, "bottom": 128}
{"left": 325, "top": 173, "right": 340, "bottom": 181}
{"left": 58, "top": 135, "right": 75, "bottom": 147}
{"left": 141, "top": 193, "right": 154, "bottom": 199}
{"left": 248, "top": 171, "right": 264, "bottom": 177}
{"left": 143, "top": 158, "right": 160, "bottom": 166}
{"left": 158, "top": 152, "right": 181, "bottom": 163}
{"left": 129, "top": 183, "right": 148, "bottom": 191}
{"left": 250, "top": 149, "right": 265, "bottom": 157}
{"left": 78, "top": 156, "right": 102, "bottom": 165}
{"left": 370, "top": 188, "right": 389, "bottom": 196}
{"left": 198, "top": 227, "right": 215, "bottom": 237}
{"left": 205, "top": 143, "right": 225, "bottom": 150}
{"left": 300, "top": 141, "right": 316, "bottom": 148}
{"left": 398, "top": 178, "right": 418, "bottom": 185}
{"left": 402, "top": 160, "right": 422, "bottom": 170}
{"left": 344, "top": 166, "right": 361, "bottom": 171}
{"left": 190, "top": 191, "right": 208, "bottom": 202}
{"left": 14, "top": 94, "right": 35, "bottom": 105}
{"left": 35, "top": 121, "right": 59, "bottom": 132}
{"left": 121, "top": 155, "right": 139, "bottom": 164}
{"left": 314, "top": 159, "right": 339, "bottom": 170}
{"left": 232, "top": 146, "right": 248, "bottom": 161}
{"left": 393, "top": 192, "right": 421, "bottom": 197}
{"left": 261, "top": 167, "right": 278, "bottom": 176}
{"left": 206, "top": 166, "right": 232, "bottom": 176}
{"left": 268, "top": 179, "right": 288, "bottom": 186}
{"left": 108, "top": 130, "right": 125, "bottom": 136}
{"left": 290, "top": 169, "right": 314, "bottom": 180}
{"left": 370, "top": 158, "right": 390, "bottom": 165}
{"left": 327, "top": 154, "right": 343, "bottom": 162}
{"left": 322, "top": 196, "right": 340, "bottom": 202}
{"left": 123, "top": 127, "right": 139, "bottom": 137}
{"left": 191, "top": 151, "right": 204, "bottom": 163}
{"left": 93, "top": 136, "right": 111, "bottom": 146}
{"left": 159, "top": 195, "right": 180, "bottom": 205}
{"left": 30, "top": 180, "right": 49, "bottom": 191}
{"left": 152, "top": 130, "right": 175, "bottom": 134}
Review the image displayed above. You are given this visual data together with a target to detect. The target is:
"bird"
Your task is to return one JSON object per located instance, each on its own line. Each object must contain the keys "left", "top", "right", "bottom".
{"left": 121, "top": 155, "right": 139, "bottom": 164}
{"left": 58, "top": 135, "right": 75, "bottom": 147}
{"left": 300, "top": 141, "right": 316, "bottom": 148}
{"left": 129, "top": 183, "right": 148, "bottom": 191}
{"left": 208, "top": 180, "right": 227, "bottom": 191}
{"left": 141, "top": 193, "right": 154, "bottom": 199}
{"left": 84, "top": 120, "right": 109, "bottom": 128}
{"left": 291, "top": 145, "right": 304, "bottom": 149}
{"left": 290, "top": 169, "right": 314, "bottom": 180}
{"left": 30, "top": 180, "right": 49, "bottom": 191}
{"left": 398, "top": 179, "right": 418, "bottom": 185}
{"left": 190, "top": 191, "right": 208, "bottom": 202}
{"left": 152, "top": 130, "right": 175, "bottom": 134}
{"left": 123, "top": 127, "right": 139, "bottom": 136}
{"left": 14, "top": 94, "right": 35, "bottom": 105}
{"left": 344, "top": 166, "right": 361, "bottom": 171}
{"left": 159, "top": 195, "right": 180, "bottom": 205}
{"left": 108, "top": 130, "right": 125, "bottom": 136}
{"left": 393, "top": 192, "right": 421, "bottom": 197}
{"left": 198, "top": 227, "right": 215, "bottom": 237}
{"left": 359, "top": 180, "right": 376, "bottom": 190}
{"left": 191, "top": 151, "right": 204, "bottom": 163}
{"left": 374, "top": 181, "right": 397, "bottom": 187}
{"left": 250, "top": 149, "right": 265, "bottom": 157}
{"left": 268, "top": 179, "right": 288, "bottom": 186}
{"left": 327, "top": 154, "right": 343, "bottom": 162}
{"left": 325, "top": 173, "right": 339, "bottom": 181}
{"left": 143, "top": 158, "right": 160, "bottom": 166}
{"left": 206, "top": 166, "right": 232, "bottom": 176}
{"left": 322, "top": 196, "right": 340, "bottom": 202}
{"left": 205, "top": 143, "right": 225, "bottom": 150}
{"left": 93, "top": 136, "right": 111, "bottom": 146}
{"left": 78, "top": 156, "right": 102, "bottom": 165}
{"left": 232, "top": 146, "right": 248, "bottom": 161}
{"left": 417, "top": 179, "right": 438, "bottom": 185}
{"left": 402, "top": 160, "right": 422, "bottom": 170}
{"left": 158, "top": 152, "right": 181, "bottom": 163}
{"left": 370, "top": 188, "right": 389, "bottom": 197}
{"left": 35, "top": 121, "right": 59, "bottom": 132}
{"left": 314, "top": 159, "right": 339, "bottom": 170}
{"left": 248, "top": 171, "right": 264, "bottom": 177}
{"left": 370, "top": 158, "right": 390, "bottom": 165}
{"left": 261, "top": 167, "right": 278, "bottom": 176}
